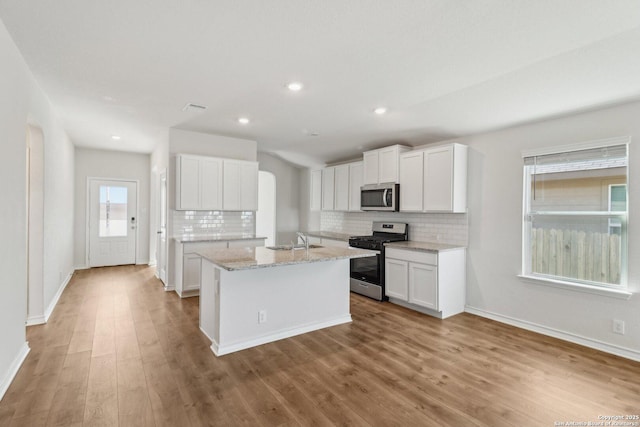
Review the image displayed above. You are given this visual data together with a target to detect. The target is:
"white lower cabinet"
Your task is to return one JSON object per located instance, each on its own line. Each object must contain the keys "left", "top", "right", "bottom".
{"left": 174, "top": 238, "right": 265, "bottom": 297}
{"left": 385, "top": 246, "right": 465, "bottom": 318}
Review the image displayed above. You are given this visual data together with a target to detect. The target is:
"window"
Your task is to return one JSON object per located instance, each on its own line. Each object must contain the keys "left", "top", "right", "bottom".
{"left": 522, "top": 141, "right": 628, "bottom": 289}
{"left": 99, "top": 185, "right": 128, "bottom": 237}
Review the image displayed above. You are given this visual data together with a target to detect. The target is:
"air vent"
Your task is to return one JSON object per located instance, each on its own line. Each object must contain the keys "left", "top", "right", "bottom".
{"left": 182, "top": 103, "right": 208, "bottom": 112}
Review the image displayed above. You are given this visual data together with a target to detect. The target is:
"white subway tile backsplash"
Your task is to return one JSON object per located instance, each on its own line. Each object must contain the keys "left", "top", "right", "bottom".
{"left": 172, "top": 210, "right": 255, "bottom": 237}
{"left": 321, "top": 211, "right": 468, "bottom": 246}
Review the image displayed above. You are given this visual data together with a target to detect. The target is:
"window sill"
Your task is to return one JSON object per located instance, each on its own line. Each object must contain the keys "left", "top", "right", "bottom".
{"left": 517, "top": 275, "right": 632, "bottom": 300}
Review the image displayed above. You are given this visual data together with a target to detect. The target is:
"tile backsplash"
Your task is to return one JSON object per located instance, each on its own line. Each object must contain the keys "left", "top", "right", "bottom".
{"left": 172, "top": 210, "right": 255, "bottom": 236}
{"left": 321, "top": 211, "right": 468, "bottom": 246}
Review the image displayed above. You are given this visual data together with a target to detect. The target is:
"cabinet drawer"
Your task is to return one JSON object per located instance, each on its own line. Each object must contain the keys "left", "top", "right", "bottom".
{"left": 385, "top": 248, "right": 437, "bottom": 265}
{"left": 183, "top": 241, "right": 228, "bottom": 254}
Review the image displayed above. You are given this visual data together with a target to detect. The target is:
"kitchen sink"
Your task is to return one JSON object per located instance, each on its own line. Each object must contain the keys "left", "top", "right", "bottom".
{"left": 266, "top": 244, "right": 323, "bottom": 250}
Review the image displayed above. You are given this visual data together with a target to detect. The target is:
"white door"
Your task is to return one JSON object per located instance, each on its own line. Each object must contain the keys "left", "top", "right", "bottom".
{"left": 408, "top": 262, "right": 438, "bottom": 310}
{"left": 156, "top": 171, "right": 167, "bottom": 283}
{"left": 89, "top": 179, "right": 137, "bottom": 267}
{"left": 385, "top": 258, "right": 408, "bottom": 300}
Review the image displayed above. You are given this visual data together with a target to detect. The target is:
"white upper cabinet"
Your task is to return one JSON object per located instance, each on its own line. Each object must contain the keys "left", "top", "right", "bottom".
{"left": 348, "top": 162, "right": 363, "bottom": 211}
{"left": 200, "top": 157, "right": 224, "bottom": 210}
{"left": 321, "top": 167, "right": 335, "bottom": 211}
{"left": 423, "top": 144, "right": 467, "bottom": 213}
{"left": 223, "top": 159, "right": 258, "bottom": 211}
{"left": 320, "top": 161, "right": 363, "bottom": 212}
{"left": 363, "top": 151, "right": 379, "bottom": 185}
{"left": 399, "top": 151, "right": 424, "bottom": 212}
{"left": 176, "top": 154, "right": 223, "bottom": 210}
{"left": 398, "top": 143, "right": 468, "bottom": 213}
{"left": 334, "top": 164, "right": 350, "bottom": 211}
{"left": 176, "top": 154, "right": 258, "bottom": 211}
{"left": 310, "top": 169, "right": 322, "bottom": 211}
{"left": 363, "top": 145, "right": 410, "bottom": 184}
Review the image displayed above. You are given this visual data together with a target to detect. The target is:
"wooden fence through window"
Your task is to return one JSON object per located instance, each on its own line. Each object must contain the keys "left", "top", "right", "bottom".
{"left": 531, "top": 228, "right": 621, "bottom": 285}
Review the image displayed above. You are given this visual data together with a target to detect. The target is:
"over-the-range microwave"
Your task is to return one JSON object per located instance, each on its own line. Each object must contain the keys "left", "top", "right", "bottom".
{"left": 360, "top": 183, "right": 399, "bottom": 211}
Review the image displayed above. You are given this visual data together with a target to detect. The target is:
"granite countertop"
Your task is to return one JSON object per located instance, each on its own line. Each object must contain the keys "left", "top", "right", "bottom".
{"left": 384, "top": 241, "right": 466, "bottom": 253}
{"left": 173, "top": 234, "right": 267, "bottom": 243}
{"left": 304, "top": 230, "right": 353, "bottom": 242}
{"left": 197, "top": 246, "right": 375, "bottom": 271}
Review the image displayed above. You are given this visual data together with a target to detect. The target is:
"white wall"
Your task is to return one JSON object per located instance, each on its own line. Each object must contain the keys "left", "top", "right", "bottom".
{"left": 298, "top": 168, "right": 321, "bottom": 232}
{"left": 149, "top": 133, "right": 169, "bottom": 268}
{"left": 74, "top": 147, "right": 151, "bottom": 267}
{"left": 257, "top": 153, "right": 301, "bottom": 245}
{"left": 0, "top": 18, "right": 74, "bottom": 398}
{"left": 461, "top": 100, "right": 640, "bottom": 360}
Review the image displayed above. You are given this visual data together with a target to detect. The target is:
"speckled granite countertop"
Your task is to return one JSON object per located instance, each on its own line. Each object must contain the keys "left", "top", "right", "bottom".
{"left": 197, "top": 246, "right": 375, "bottom": 271}
{"left": 384, "top": 241, "right": 466, "bottom": 252}
{"left": 173, "top": 234, "right": 267, "bottom": 243}
{"left": 304, "top": 231, "right": 354, "bottom": 242}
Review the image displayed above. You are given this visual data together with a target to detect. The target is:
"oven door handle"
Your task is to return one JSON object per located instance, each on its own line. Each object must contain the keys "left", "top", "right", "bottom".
{"left": 382, "top": 189, "right": 388, "bottom": 207}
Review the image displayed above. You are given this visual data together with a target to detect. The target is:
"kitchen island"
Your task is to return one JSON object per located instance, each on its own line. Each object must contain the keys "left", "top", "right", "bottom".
{"left": 198, "top": 245, "right": 373, "bottom": 356}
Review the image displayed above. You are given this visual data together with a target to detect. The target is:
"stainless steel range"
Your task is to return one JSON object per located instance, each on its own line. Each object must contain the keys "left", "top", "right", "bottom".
{"left": 348, "top": 222, "right": 408, "bottom": 301}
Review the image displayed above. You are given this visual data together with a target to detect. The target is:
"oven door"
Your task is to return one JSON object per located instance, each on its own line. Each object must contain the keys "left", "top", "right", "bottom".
{"left": 350, "top": 251, "right": 380, "bottom": 285}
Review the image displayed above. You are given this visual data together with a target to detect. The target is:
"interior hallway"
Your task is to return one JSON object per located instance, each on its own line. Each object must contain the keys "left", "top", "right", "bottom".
{"left": 0, "top": 266, "right": 638, "bottom": 426}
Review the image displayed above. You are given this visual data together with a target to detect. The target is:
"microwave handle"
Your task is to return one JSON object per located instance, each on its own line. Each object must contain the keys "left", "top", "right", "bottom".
{"left": 382, "top": 189, "right": 388, "bottom": 207}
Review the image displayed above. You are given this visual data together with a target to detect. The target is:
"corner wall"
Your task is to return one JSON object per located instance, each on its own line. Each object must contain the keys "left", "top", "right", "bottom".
{"left": 461, "top": 100, "right": 640, "bottom": 360}
{"left": 0, "top": 18, "right": 75, "bottom": 398}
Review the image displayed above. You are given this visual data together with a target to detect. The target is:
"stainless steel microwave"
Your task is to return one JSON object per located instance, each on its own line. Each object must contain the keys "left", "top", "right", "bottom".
{"left": 360, "top": 183, "right": 399, "bottom": 211}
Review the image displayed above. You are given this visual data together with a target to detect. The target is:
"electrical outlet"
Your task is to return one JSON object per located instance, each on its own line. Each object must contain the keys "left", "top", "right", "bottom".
{"left": 258, "top": 310, "right": 267, "bottom": 324}
{"left": 613, "top": 319, "right": 625, "bottom": 335}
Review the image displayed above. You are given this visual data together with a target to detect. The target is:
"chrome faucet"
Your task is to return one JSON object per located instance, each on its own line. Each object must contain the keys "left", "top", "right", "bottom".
{"left": 296, "top": 232, "right": 309, "bottom": 250}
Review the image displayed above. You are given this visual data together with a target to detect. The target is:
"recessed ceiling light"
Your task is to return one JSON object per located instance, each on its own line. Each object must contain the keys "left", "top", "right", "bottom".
{"left": 374, "top": 107, "right": 387, "bottom": 115}
{"left": 287, "top": 82, "right": 303, "bottom": 92}
{"left": 111, "top": 135, "right": 121, "bottom": 140}
{"left": 238, "top": 117, "right": 250, "bottom": 125}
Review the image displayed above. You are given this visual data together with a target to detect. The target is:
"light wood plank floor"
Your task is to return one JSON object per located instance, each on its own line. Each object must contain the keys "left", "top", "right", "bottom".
{"left": 1, "top": 265, "right": 638, "bottom": 426}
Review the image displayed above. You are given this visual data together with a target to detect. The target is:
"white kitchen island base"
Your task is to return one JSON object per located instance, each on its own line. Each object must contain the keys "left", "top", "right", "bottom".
{"left": 200, "top": 257, "right": 352, "bottom": 356}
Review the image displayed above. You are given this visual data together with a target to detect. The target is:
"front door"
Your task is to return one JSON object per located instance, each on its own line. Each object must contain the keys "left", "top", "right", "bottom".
{"left": 89, "top": 179, "right": 137, "bottom": 267}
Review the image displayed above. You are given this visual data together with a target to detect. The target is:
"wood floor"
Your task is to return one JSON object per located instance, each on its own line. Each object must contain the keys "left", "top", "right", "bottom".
{"left": 1, "top": 266, "right": 638, "bottom": 426}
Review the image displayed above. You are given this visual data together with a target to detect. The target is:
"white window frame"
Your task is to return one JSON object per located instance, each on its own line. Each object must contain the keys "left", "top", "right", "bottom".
{"left": 520, "top": 136, "right": 632, "bottom": 299}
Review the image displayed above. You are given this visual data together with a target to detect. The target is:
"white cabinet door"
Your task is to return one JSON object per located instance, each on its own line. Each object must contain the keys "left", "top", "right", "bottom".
{"left": 334, "top": 164, "right": 350, "bottom": 211}
{"left": 424, "top": 146, "right": 454, "bottom": 212}
{"left": 310, "top": 169, "right": 322, "bottom": 211}
{"left": 363, "top": 151, "right": 379, "bottom": 185}
{"left": 349, "top": 162, "right": 363, "bottom": 211}
{"left": 239, "top": 162, "right": 258, "bottom": 211}
{"left": 223, "top": 160, "right": 259, "bottom": 211}
{"left": 321, "top": 167, "right": 335, "bottom": 211}
{"left": 399, "top": 151, "right": 424, "bottom": 212}
{"left": 177, "top": 156, "right": 200, "bottom": 210}
{"left": 379, "top": 146, "right": 399, "bottom": 183}
{"left": 200, "top": 157, "right": 223, "bottom": 210}
{"left": 385, "top": 258, "right": 409, "bottom": 300}
{"left": 183, "top": 254, "right": 202, "bottom": 292}
{"left": 409, "top": 262, "right": 438, "bottom": 310}
{"left": 223, "top": 160, "right": 241, "bottom": 210}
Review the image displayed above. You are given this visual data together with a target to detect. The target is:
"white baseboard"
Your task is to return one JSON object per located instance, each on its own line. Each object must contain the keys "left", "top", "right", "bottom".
{"left": 26, "top": 315, "right": 45, "bottom": 326}
{"left": 465, "top": 305, "right": 640, "bottom": 362}
{"left": 136, "top": 259, "right": 150, "bottom": 266}
{"left": 164, "top": 284, "right": 175, "bottom": 292}
{"left": 211, "top": 315, "right": 352, "bottom": 356}
{"left": 74, "top": 264, "right": 89, "bottom": 270}
{"left": 0, "top": 342, "right": 30, "bottom": 401}
{"left": 43, "top": 270, "right": 73, "bottom": 322}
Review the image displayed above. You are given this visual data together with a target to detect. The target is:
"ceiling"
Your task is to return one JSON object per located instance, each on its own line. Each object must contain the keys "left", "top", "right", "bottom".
{"left": 1, "top": 1, "right": 640, "bottom": 167}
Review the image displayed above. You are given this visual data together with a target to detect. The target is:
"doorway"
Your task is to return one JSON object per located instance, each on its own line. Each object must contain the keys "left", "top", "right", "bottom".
{"left": 88, "top": 179, "right": 138, "bottom": 267}
{"left": 256, "top": 171, "right": 276, "bottom": 246}
{"left": 156, "top": 170, "right": 167, "bottom": 284}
